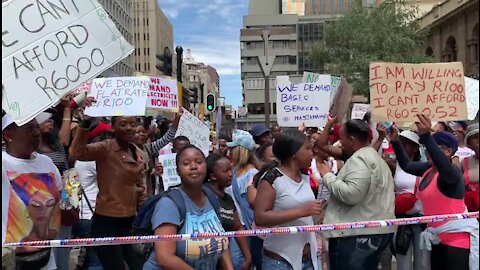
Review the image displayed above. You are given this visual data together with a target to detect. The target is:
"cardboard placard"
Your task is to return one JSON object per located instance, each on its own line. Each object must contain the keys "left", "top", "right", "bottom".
{"left": 330, "top": 78, "right": 353, "bottom": 121}
{"left": 370, "top": 62, "right": 467, "bottom": 122}
{"left": 158, "top": 153, "right": 181, "bottom": 191}
{"left": 276, "top": 75, "right": 332, "bottom": 127}
{"left": 84, "top": 77, "right": 149, "bottom": 117}
{"left": 1, "top": 0, "right": 134, "bottom": 125}
{"left": 175, "top": 109, "right": 210, "bottom": 153}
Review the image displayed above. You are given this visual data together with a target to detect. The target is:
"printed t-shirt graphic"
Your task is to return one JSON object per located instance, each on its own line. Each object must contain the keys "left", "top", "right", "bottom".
{"left": 6, "top": 171, "right": 61, "bottom": 252}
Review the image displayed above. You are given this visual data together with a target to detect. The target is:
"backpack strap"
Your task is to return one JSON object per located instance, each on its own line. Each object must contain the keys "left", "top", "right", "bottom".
{"left": 202, "top": 185, "right": 221, "bottom": 218}
{"left": 165, "top": 189, "right": 187, "bottom": 228}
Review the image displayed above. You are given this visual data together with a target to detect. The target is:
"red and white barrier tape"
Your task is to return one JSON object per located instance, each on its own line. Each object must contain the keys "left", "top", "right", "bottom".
{"left": 3, "top": 212, "right": 478, "bottom": 248}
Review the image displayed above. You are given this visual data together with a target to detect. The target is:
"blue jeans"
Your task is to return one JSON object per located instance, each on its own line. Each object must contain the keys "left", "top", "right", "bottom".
{"left": 262, "top": 253, "right": 314, "bottom": 270}
{"left": 53, "top": 225, "right": 72, "bottom": 270}
{"left": 249, "top": 236, "right": 263, "bottom": 270}
{"left": 229, "top": 238, "right": 245, "bottom": 270}
{"left": 72, "top": 219, "right": 103, "bottom": 270}
{"left": 329, "top": 233, "right": 394, "bottom": 270}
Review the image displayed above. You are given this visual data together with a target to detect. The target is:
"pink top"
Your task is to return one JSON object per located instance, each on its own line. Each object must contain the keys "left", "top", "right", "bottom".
{"left": 417, "top": 168, "right": 470, "bottom": 249}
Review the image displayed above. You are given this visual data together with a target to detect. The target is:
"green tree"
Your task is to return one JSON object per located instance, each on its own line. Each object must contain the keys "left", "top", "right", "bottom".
{"left": 309, "top": 0, "right": 432, "bottom": 96}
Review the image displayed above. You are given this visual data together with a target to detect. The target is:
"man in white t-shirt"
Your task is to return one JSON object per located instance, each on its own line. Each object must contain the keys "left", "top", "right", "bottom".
{"left": 451, "top": 121, "right": 476, "bottom": 163}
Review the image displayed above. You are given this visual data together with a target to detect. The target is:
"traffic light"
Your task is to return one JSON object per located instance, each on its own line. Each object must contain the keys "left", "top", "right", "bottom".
{"left": 189, "top": 86, "right": 198, "bottom": 104}
{"left": 156, "top": 47, "right": 172, "bottom": 76}
{"left": 206, "top": 93, "right": 216, "bottom": 112}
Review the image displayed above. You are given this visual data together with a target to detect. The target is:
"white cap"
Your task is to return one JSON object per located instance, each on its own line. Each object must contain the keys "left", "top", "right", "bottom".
{"left": 2, "top": 113, "right": 14, "bottom": 131}
{"left": 399, "top": 130, "right": 420, "bottom": 145}
{"left": 35, "top": 112, "right": 53, "bottom": 125}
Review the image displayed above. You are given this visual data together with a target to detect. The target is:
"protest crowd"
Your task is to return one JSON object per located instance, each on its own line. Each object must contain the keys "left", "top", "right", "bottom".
{"left": 2, "top": 86, "right": 479, "bottom": 270}
{"left": 1, "top": 1, "right": 479, "bottom": 270}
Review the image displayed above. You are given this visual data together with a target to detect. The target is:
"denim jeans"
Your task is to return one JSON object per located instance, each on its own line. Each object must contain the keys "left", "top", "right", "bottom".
{"left": 329, "top": 233, "right": 394, "bottom": 270}
{"left": 72, "top": 219, "right": 103, "bottom": 270}
{"left": 262, "top": 253, "right": 314, "bottom": 270}
{"left": 395, "top": 225, "right": 431, "bottom": 270}
{"left": 249, "top": 236, "right": 264, "bottom": 270}
{"left": 53, "top": 225, "right": 72, "bottom": 270}
{"left": 229, "top": 238, "right": 245, "bottom": 270}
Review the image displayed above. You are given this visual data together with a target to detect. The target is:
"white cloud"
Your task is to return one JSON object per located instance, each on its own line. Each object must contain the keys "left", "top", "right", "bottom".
{"left": 162, "top": 8, "right": 179, "bottom": 19}
{"left": 184, "top": 38, "right": 241, "bottom": 75}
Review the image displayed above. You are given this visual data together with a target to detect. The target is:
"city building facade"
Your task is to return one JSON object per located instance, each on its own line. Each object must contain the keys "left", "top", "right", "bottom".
{"left": 133, "top": 0, "right": 173, "bottom": 76}
{"left": 98, "top": 0, "right": 135, "bottom": 77}
{"left": 419, "top": 0, "right": 479, "bottom": 78}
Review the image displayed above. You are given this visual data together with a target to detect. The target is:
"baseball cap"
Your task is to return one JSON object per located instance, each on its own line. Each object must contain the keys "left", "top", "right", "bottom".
{"left": 156, "top": 115, "right": 167, "bottom": 122}
{"left": 399, "top": 130, "right": 420, "bottom": 145}
{"left": 250, "top": 124, "right": 271, "bottom": 138}
{"left": 465, "top": 123, "right": 479, "bottom": 145}
{"left": 227, "top": 129, "right": 256, "bottom": 150}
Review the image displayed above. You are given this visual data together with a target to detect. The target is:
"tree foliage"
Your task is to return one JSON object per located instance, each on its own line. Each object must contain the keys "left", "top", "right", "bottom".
{"left": 309, "top": 0, "right": 432, "bottom": 96}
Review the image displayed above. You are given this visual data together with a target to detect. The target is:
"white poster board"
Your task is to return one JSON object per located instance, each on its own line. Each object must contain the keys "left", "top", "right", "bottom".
{"left": 2, "top": 0, "right": 134, "bottom": 125}
{"left": 351, "top": 103, "right": 371, "bottom": 120}
{"left": 147, "top": 77, "right": 179, "bottom": 112}
{"left": 465, "top": 77, "right": 479, "bottom": 120}
{"left": 158, "top": 153, "right": 181, "bottom": 191}
{"left": 277, "top": 75, "right": 332, "bottom": 127}
{"left": 175, "top": 109, "right": 210, "bottom": 153}
{"left": 84, "top": 77, "right": 149, "bottom": 117}
{"left": 302, "top": 72, "right": 341, "bottom": 106}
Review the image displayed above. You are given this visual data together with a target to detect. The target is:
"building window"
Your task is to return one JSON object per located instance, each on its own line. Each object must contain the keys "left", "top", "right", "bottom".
{"left": 247, "top": 103, "right": 265, "bottom": 115}
{"left": 442, "top": 36, "right": 457, "bottom": 62}
{"left": 468, "top": 24, "right": 479, "bottom": 64}
{"left": 144, "top": 63, "right": 147, "bottom": 71}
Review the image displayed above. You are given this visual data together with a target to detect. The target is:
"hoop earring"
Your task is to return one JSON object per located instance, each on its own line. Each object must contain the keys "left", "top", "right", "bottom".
{"left": 24, "top": 209, "right": 30, "bottom": 219}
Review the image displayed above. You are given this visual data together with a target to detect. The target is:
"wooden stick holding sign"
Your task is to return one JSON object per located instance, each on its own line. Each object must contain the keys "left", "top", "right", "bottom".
{"left": 370, "top": 62, "right": 467, "bottom": 122}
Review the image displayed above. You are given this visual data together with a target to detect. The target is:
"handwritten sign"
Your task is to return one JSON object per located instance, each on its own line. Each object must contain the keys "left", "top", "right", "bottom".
{"left": 147, "top": 77, "right": 179, "bottom": 112}
{"left": 351, "top": 103, "right": 371, "bottom": 120}
{"left": 84, "top": 77, "right": 149, "bottom": 117}
{"left": 465, "top": 77, "right": 479, "bottom": 120}
{"left": 158, "top": 153, "right": 181, "bottom": 191}
{"left": 302, "top": 72, "right": 341, "bottom": 106}
{"left": 276, "top": 75, "right": 331, "bottom": 127}
{"left": 70, "top": 81, "right": 92, "bottom": 95}
{"left": 175, "top": 109, "right": 210, "bottom": 153}
{"left": 1, "top": 0, "right": 134, "bottom": 125}
{"left": 370, "top": 62, "right": 467, "bottom": 122}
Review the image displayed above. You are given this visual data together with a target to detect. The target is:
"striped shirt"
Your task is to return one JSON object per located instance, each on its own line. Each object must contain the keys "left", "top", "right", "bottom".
{"left": 144, "top": 128, "right": 176, "bottom": 160}
{"left": 39, "top": 146, "right": 69, "bottom": 175}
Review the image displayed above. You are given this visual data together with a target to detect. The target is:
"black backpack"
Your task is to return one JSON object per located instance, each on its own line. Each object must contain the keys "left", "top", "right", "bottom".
{"left": 132, "top": 186, "right": 221, "bottom": 259}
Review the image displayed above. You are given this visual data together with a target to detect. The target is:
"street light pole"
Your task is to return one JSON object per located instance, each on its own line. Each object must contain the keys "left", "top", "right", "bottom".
{"left": 258, "top": 30, "right": 275, "bottom": 126}
{"left": 200, "top": 83, "right": 205, "bottom": 122}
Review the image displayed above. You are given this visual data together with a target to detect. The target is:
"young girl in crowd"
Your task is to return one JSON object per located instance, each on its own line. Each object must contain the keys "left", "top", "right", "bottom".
{"left": 390, "top": 114, "right": 478, "bottom": 270}
{"left": 2, "top": 112, "right": 63, "bottom": 270}
{"left": 225, "top": 130, "right": 262, "bottom": 269}
{"left": 205, "top": 153, "right": 252, "bottom": 270}
{"left": 255, "top": 129, "right": 322, "bottom": 270}
{"left": 143, "top": 145, "right": 232, "bottom": 270}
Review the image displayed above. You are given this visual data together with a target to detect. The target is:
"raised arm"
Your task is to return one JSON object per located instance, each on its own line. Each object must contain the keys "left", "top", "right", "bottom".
{"left": 416, "top": 114, "right": 462, "bottom": 185}
{"left": 58, "top": 97, "right": 73, "bottom": 146}
{"left": 69, "top": 119, "right": 105, "bottom": 161}
{"left": 147, "top": 111, "right": 182, "bottom": 153}
{"left": 389, "top": 127, "right": 430, "bottom": 177}
{"left": 317, "top": 115, "right": 344, "bottom": 160}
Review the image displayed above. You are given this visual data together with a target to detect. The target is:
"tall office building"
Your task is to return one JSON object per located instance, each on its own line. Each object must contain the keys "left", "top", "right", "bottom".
{"left": 282, "top": 0, "right": 358, "bottom": 16}
{"left": 98, "top": 0, "right": 135, "bottom": 77}
{"left": 133, "top": 0, "right": 173, "bottom": 76}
